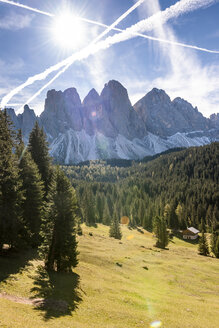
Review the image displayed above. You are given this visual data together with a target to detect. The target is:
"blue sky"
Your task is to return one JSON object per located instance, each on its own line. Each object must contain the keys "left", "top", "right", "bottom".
{"left": 0, "top": 0, "right": 219, "bottom": 117}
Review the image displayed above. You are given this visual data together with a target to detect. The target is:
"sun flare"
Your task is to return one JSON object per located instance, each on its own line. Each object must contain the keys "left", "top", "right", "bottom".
{"left": 52, "top": 12, "right": 85, "bottom": 49}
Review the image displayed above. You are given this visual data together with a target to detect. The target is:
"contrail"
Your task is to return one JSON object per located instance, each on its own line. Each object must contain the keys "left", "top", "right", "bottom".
{"left": 2, "top": 0, "right": 146, "bottom": 110}
{"left": 1, "top": 0, "right": 218, "bottom": 54}
{"left": 17, "top": 0, "right": 147, "bottom": 111}
{"left": 20, "top": 29, "right": 219, "bottom": 113}
{"left": 0, "top": 0, "right": 145, "bottom": 30}
{"left": 0, "top": 0, "right": 53, "bottom": 17}
{"left": 1, "top": 0, "right": 219, "bottom": 109}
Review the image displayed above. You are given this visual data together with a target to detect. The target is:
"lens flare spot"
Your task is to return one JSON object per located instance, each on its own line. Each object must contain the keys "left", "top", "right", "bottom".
{"left": 126, "top": 235, "right": 134, "bottom": 240}
{"left": 150, "top": 321, "right": 162, "bottom": 328}
{"left": 120, "top": 216, "right": 129, "bottom": 225}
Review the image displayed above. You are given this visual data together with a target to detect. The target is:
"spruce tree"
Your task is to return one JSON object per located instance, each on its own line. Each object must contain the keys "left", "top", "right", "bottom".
{"left": 198, "top": 230, "right": 209, "bottom": 256}
{"left": 109, "top": 211, "right": 122, "bottom": 240}
{"left": 0, "top": 110, "right": 22, "bottom": 250}
{"left": 83, "top": 188, "right": 96, "bottom": 226}
{"left": 28, "top": 122, "right": 53, "bottom": 196}
{"left": 214, "top": 236, "right": 219, "bottom": 258}
{"left": 96, "top": 193, "right": 104, "bottom": 222}
{"left": 16, "top": 130, "right": 45, "bottom": 247}
{"left": 211, "top": 223, "right": 219, "bottom": 258}
{"left": 40, "top": 168, "right": 78, "bottom": 272}
{"left": 175, "top": 203, "right": 184, "bottom": 228}
{"left": 153, "top": 216, "right": 169, "bottom": 249}
{"left": 103, "top": 200, "right": 111, "bottom": 225}
{"left": 138, "top": 200, "right": 145, "bottom": 227}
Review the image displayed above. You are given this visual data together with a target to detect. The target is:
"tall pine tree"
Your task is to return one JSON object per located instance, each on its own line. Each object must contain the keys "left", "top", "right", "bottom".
{"left": 16, "top": 130, "right": 45, "bottom": 247}
{"left": 0, "top": 110, "right": 22, "bottom": 250}
{"left": 109, "top": 211, "right": 122, "bottom": 240}
{"left": 40, "top": 168, "right": 78, "bottom": 272}
{"left": 153, "top": 216, "right": 169, "bottom": 249}
{"left": 83, "top": 188, "right": 96, "bottom": 226}
{"left": 198, "top": 230, "right": 209, "bottom": 256}
{"left": 28, "top": 122, "right": 53, "bottom": 197}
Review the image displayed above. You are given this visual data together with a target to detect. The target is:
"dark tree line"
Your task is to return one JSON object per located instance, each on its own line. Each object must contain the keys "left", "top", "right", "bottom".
{"left": 0, "top": 110, "right": 79, "bottom": 271}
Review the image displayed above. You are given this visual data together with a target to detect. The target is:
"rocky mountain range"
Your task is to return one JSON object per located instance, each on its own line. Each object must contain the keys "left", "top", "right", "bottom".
{"left": 6, "top": 80, "right": 219, "bottom": 164}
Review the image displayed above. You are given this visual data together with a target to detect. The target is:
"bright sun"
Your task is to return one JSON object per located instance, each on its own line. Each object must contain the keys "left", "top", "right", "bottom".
{"left": 52, "top": 13, "right": 85, "bottom": 49}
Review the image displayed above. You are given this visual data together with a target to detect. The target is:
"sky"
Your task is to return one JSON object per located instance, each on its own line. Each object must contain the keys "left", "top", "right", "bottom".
{"left": 0, "top": 0, "right": 219, "bottom": 117}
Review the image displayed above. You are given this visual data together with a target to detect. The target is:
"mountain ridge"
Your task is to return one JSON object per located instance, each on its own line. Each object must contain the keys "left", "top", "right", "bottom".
{"left": 5, "top": 80, "right": 219, "bottom": 164}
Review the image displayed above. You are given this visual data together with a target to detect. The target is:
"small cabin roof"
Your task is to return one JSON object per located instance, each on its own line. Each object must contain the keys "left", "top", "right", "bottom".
{"left": 187, "top": 227, "right": 200, "bottom": 234}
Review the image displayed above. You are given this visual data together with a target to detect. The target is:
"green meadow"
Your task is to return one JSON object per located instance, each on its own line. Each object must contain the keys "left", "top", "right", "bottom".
{"left": 0, "top": 224, "right": 218, "bottom": 328}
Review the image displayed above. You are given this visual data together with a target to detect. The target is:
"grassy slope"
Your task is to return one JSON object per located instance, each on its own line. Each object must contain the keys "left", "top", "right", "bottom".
{"left": 0, "top": 224, "right": 218, "bottom": 328}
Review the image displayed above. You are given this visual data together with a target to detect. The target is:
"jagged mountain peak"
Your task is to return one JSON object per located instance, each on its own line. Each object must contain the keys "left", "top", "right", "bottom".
{"left": 101, "top": 80, "right": 129, "bottom": 100}
{"left": 173, "top": 97, "right": 198, "bottom": 111}
{"left": 83, "top": 88, "right": 100, "bottom": 106}
{"left": 63, "top": 87, "right": 81, "bottom": 106}
{"left": 5, "top": 80, "right": 219, "bottom": 164}
{"left": 145, "top": 87, "right": 171, "bottom": 103}
{"left": 23, "top": 104, "right": 35, "bottom": 116}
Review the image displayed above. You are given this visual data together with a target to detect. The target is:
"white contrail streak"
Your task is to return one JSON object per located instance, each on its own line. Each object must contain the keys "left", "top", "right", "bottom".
{"left": 2, "top": 0, "right": 146, "bottom": 110}
{"left": 0, "top": 0, "right": 53, "bottom": 16}
{"left": 1, "top": 0, "right": 219, "bottom": 109}
{"left": 21, "top": 30, "right": 219, "bottom": 113}
{"left": 1, "top": 0, "right": 218, "bottom": 54}
{"left": 0, "top": 0, "right": 146, "bottom": 30}
{"left": 18, "top": 0, "right": 147, "bottom": 111}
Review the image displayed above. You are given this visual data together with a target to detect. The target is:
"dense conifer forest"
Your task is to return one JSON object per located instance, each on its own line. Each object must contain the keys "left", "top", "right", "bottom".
{"left": 0, "top": 110, "right": 79, "bottom": 270}
{"left": 0, "top": 109, "right": 218, "bottom": 260}
{"left": 62, "top": 143, "right": 219, "bottom": 255}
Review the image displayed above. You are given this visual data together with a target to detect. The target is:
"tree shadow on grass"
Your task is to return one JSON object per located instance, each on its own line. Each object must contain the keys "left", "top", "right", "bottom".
{"left": 31, "top": 265, "right": 82, "bottom": 320}
{"left": 0, "top": 249, "right": 36, "bottom": 285}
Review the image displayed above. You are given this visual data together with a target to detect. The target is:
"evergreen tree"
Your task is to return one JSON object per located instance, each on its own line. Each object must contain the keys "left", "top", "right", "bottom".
{"left": 175, "top": 203, "right": 184, "bottom": 228}
{"left": 199, "top": 218, "right": 206, "bottom": 233}
{"left": 169, "top": 201, "right": 178, "bottom": 230}
{"left": 198, "top": 230, "right": 209, "bottom": 256}
{"left": 28, "top": 122, "right": 53, "bottom": 196}
{"left": 40, "top": 168, "right": 78, "bottom": 272}
{"left": 103, "top": 200, "right": 111, "bottom": 225}
{"left": 0, "top": 110, "right": 22, "bottom": 250}
{"left": 214, "top": 236, "right": 219, "bottom": 258}
{"left": 164, "top": 203, "right": 171, "bottom": 226}
{"left": 211, "top": 222, "right": 219, "bottom": 258}
{"left": 153, "top": 216, "right": 169, "bottom": 249}
{"left": 16, "top": 130, "right": 44, "bottom": 247}
{"left": 76, "top": 217, "right": 83, "bottom": 236}
{"left": 109, "top": 211, "right": 122, "bottom": 240}
{"left": 96, "top": 193, "right": 104, "bottom": 222}
{"left": 83, "top": 188, "right": 96, "bottom": 226}
{"left": 138, "top": 200, "right": 145, "bottom": 226}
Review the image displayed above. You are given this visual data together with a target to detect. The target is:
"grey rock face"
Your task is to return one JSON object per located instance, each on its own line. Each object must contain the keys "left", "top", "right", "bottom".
{"left": 4, "top": 80, "right": 219, "bottom": 164}
{"left": 19, "top": 104, "right": 37, "bottom": 137}
{"left": 6, "top": 108, "right": 21, "bottom": 130}
{"left": 172, "top": 97, "right": 210, "bottom": 131}
{"left": 134, "top": 88, "right": 210, "bottom": 137}
{"left": 40, "top": 88, "right": 83, "bottom": 139}
{"left": 82, "top": 88, "right": 102, "bottom": 136}
{"left": 6, "top": 105, "right": 37, "bottom": 142}
{"left": 210, "top": 113, "right": 219, "bottom": 129}
{"left": 100, "top": 80, "right": 147, "bottom": 139}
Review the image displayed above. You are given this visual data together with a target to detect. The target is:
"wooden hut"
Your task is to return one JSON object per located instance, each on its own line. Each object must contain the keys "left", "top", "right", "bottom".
{"left": 182, "top": 227, "right": 200, "bottom": 240}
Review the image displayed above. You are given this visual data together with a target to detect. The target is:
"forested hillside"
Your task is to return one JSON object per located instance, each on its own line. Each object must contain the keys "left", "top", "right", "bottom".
{"left": 62, "top": 143, "right": 219, "bottom": 232}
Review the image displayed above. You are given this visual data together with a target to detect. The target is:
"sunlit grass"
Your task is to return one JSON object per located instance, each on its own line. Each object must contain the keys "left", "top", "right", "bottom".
{"left": 0, "top": 224, "right": 218, "bottom": 327}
